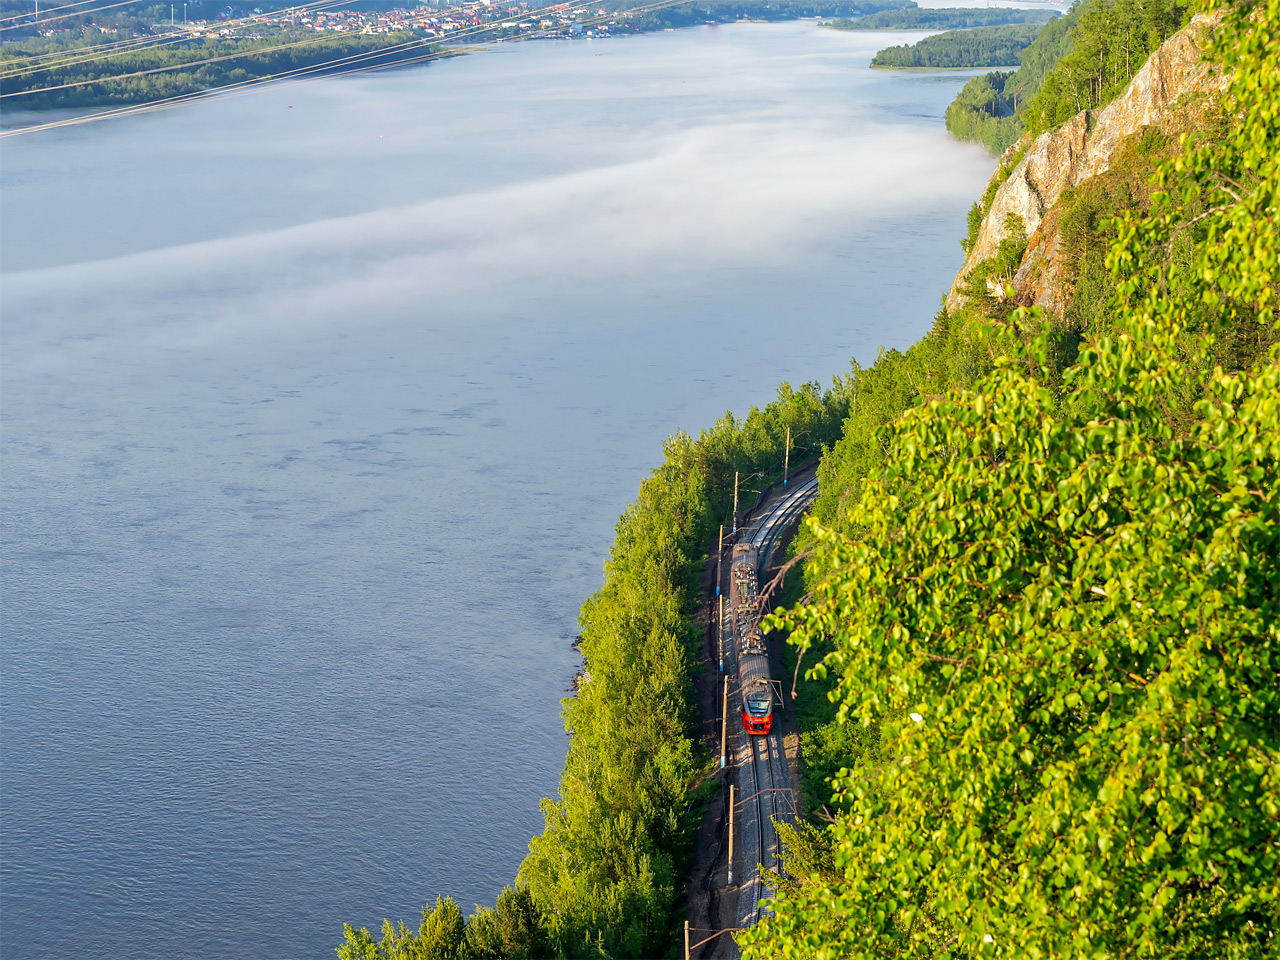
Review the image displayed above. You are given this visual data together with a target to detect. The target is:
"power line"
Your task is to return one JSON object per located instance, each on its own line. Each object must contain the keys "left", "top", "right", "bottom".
{"left": 0, "top": 0, "right": 692, "bottom": 136}
{"left": 1, "top": 0, "right": 361, "bottom": 79}
{"left": 1, "top": 0, "right": 147, "bottom": 33}
{"left": 0, "top": 23, "right": 419, "bottom": 97}
{"left": 0, "top": 0, "right": 105, "bottom": 26}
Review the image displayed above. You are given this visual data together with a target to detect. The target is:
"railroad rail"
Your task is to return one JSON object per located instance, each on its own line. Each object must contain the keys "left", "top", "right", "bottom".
{"left": 722, "top": 474, "right": 819, "bottom": 944}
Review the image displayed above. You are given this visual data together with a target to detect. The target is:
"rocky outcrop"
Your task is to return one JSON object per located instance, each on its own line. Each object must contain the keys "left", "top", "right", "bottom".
{"left": 946, "top": 13, "right": 1226, "bottom": 313}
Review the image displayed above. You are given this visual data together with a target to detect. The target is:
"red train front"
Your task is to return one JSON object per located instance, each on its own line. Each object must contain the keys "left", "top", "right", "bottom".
{"left": 740, "top": 682, "right": 774, "bottom": 735}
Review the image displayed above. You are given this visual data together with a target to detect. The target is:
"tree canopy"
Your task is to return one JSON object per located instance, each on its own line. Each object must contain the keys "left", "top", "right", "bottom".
{"left": 871, "top": 24, "right": 1042, "bottom": 70}
{"left": 739, "top": 0, "right": 1280, "bottom": 955}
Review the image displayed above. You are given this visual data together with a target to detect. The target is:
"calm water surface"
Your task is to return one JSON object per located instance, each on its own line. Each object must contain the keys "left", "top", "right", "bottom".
{"left": 1, "top": 23, "right": 992, "bottom": 959}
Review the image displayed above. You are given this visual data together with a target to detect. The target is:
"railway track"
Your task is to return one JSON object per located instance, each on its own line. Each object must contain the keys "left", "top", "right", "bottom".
{"left": 725, "top": 473, "right": 818, "bottom": 940}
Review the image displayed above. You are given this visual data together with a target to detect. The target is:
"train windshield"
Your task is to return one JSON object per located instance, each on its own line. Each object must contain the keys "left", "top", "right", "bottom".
{"left": 744, "top": 694, "right": 772, "bottom": 717}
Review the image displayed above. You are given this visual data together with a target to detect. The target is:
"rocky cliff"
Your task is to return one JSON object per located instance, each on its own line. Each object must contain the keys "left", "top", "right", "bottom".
{"left": 945, "top": 13, "right": 1226, "bottom": 314}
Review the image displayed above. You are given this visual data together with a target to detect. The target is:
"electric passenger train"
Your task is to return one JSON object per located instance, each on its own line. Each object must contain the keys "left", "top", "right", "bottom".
{"left": 732, "top": 544, "right": 774, "bottom": 735}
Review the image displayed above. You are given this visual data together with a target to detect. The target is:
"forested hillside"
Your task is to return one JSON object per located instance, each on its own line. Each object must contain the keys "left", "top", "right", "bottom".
{"left": 332, "top": 1, "right": 1277, "bottom": 956}
{"left": 826, "top": 6, "right": 1058, "bottom": 29}
{"left": 740, "top": 0, "right": 1279, "bottom": 955}
{"left": 337, "top": 384, "right": 852, "bottom": 958}
{"left": 871, "top": 23, "right": 1041, "bottom": 69}
{"left": 945, "top": 0, "right": 1188, "bottom": 154}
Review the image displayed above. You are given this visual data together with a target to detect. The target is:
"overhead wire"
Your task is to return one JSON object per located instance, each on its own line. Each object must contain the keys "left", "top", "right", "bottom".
{"left": 1, "top": 1, "right": 406, "bottom": 87}
{"left": 0, "top": 0, "right": 694, "bottom": 137}
{"left": 0, "top": 0, "right": 105, "bottom": 25}
{"left": 1, "top": 0, "right": 368, "bottom": 78}
{"left": 0, "top": 0, "right": 149, "bottom": 32}
{"left": 0, "top": 0, "right": 545, "bottom": 99}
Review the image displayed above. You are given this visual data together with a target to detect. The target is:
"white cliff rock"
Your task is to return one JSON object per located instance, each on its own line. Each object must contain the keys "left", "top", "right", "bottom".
{"left": 946, "top": 13, "right": 1226, "bottom": 313}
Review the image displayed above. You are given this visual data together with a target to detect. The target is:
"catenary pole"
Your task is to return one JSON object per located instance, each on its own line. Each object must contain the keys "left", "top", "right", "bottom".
{"left": 716, "top": 524, "right": 723, "bottom": 597}
{"left": 718, "top": 593, "right": 724, "bottom": 672}
{"left": 728, "top": 784, "right": 735, "bottom": 885}
{"left": 732, "top": 471, "right": 739, "bottom": 535}
{"left": 783, "top": 425, "right": 790, "bottom": 488}
{"left": 720, "top": 676, "right": 728, "bottom": 768}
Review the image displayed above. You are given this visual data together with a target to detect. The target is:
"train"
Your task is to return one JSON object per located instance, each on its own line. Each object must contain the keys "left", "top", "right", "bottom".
{"left": 731, "top": 543, "right": 775, "bottom": 735}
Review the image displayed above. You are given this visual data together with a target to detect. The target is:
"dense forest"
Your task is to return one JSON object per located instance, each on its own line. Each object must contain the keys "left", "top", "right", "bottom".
{"left": 870, "top": 23, "right": 1042, "bottom": 69}
{"left": 945, "top": 0, "right": 1189, "bottom": 154}
{"left": 826, "top": 6, "right": 1058, "bottom": 30}
{"left": 620, "top": 0, "right": 911, "bottom": 30}
{"left": 739, "top": 0, "right": 1279, "bottom": 955}
{"left": 0, "top": 31, "right": 436, "bottom": 109}
{"left": 332, "top": 0, "right": 1278, "bottom": 956}
{"left": 337, "top": 384, "right": 854, "bottom": 957}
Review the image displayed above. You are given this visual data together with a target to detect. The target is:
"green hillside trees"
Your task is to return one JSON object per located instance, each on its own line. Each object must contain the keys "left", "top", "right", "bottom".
{"left": 871, "top": 24, "right": 1042, "bottom": 69}
{"left": 738, "top": 0, "right": 1280, "bottom": 955}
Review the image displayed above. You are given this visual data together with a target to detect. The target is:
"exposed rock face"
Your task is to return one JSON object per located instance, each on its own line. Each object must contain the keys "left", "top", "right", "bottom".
{"left": 946, "top": 14, "right": 1226, "bottom": 313}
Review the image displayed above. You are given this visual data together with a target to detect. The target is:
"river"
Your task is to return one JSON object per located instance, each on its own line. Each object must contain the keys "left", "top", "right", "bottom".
{"left": 0, "top": 22, "right": 991, "bottom": 959}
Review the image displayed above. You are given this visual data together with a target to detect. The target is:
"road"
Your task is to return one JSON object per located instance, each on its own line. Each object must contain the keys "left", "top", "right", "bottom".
{"left": 721, "top": 474, "right": 819, "bottom": 946}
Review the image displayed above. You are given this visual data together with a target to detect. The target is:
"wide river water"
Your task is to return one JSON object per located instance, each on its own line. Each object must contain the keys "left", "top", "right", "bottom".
{"left": 1, "top": 22, "right": 993, "bottom": 959}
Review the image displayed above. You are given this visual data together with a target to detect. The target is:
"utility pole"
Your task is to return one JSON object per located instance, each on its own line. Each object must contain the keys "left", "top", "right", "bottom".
{"left": 720, "top": 675, "right": 728, "bottom": 768}
{"left": 727, "top": 784, "right": 735, "bottom": 885}
{"left": 716, "top": 524, "right": 723, "bottom": 596}
{"left": 718, "top": 593, "right": 724, "bottom": 672}
{"left": 732, "top": 471, "right": 739, "bottom": 535}
{"left": 783, "top": 425, "right": 790, "bottom": 488}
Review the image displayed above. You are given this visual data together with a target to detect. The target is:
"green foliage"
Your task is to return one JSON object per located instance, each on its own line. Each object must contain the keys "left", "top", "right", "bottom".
{"left": 796, "top": 719, "right": 878, "bottom": 815}
{"left": 739, "top": 1, "right": 1280, "bottom": 955}
{"left": 624, "top": 0, "right": 911, "bottom": 31}
{"left": 871, "top": 24, "right": 1042, "bottom": 70}
{"left": 827, "top": 7, "right": 1058, "bottom": 30}
{"left": 337, "top": 890, "right": 546, "bottom": 960}
{"left": 944, "top": 70, "right": 1024, "bottom": 156}
{"left": 516, "top": 380, "right": 853, "bottom": 956}
{"left": 464, "top": 889, "right": 547, "bottom": 959}
{"left": 338, "top": 896, "right": 466, "bottom": 960}
{"left": 946, "top": 0, "right": 1190, "bottom": 154}
{"left": 959, "top": 212, "right": 1029, "bottom": 319}
{"left": 1022, "top": 0, "right": 1189, "bottom": 137}
{"left": 761, "top": 820, "right": 840, "bottom": 899}
{"left": 943, "top": 4, "right": 1080, "bottom": 153}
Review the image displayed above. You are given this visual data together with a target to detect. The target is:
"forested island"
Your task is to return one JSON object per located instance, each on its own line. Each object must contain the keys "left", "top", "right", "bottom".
{"left": 335, "top": 0, "right": 1279, "bottom": 956}
{"left": 871, "top": 23, "right": 1042, "bottom": 68}
{"left": 825, "top": 6, "right": 1059, "bottom": 30}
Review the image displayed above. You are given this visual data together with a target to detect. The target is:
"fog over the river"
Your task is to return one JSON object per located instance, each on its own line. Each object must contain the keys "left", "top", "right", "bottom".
{"left": 2, "top": 23, "right": 993, "bottom": 960}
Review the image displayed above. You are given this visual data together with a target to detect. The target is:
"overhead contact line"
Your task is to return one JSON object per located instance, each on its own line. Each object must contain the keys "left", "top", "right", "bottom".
{"left": 0, "top": 0, "right": 691, "bottom": 137}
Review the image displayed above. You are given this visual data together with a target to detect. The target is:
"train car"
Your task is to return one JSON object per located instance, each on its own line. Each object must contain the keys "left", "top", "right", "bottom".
{"left": 732, "top": 544, "right": 774, "bottom": 735}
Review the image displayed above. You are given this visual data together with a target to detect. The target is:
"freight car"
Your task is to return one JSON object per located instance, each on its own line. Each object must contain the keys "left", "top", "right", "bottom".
{"left": 732, "top": 544, "right": 774, "bottom": 735}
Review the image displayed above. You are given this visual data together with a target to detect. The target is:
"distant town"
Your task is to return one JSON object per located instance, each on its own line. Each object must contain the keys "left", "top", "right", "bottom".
{"left": 28, "top": 1, "right": 643, "bottom": 43}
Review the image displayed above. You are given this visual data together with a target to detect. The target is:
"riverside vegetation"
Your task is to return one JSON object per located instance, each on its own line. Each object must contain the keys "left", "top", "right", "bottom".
{"left": 337, "top": 383, "right": 854, "bottom": 958}
{"left": 870, "top": 23, "right": 1043, "bottom": 69}
{"left": 335, "top": 0, "right": 1278, "bottom": 955}
{"left": 740, "top": 0, "right": 1279, "bottom": 955}
{"left": 944, "top": 0, "right": 1189, "bottom": 155}
{"left": 825, "top": 7, "right": 1058, "bottom": 30}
